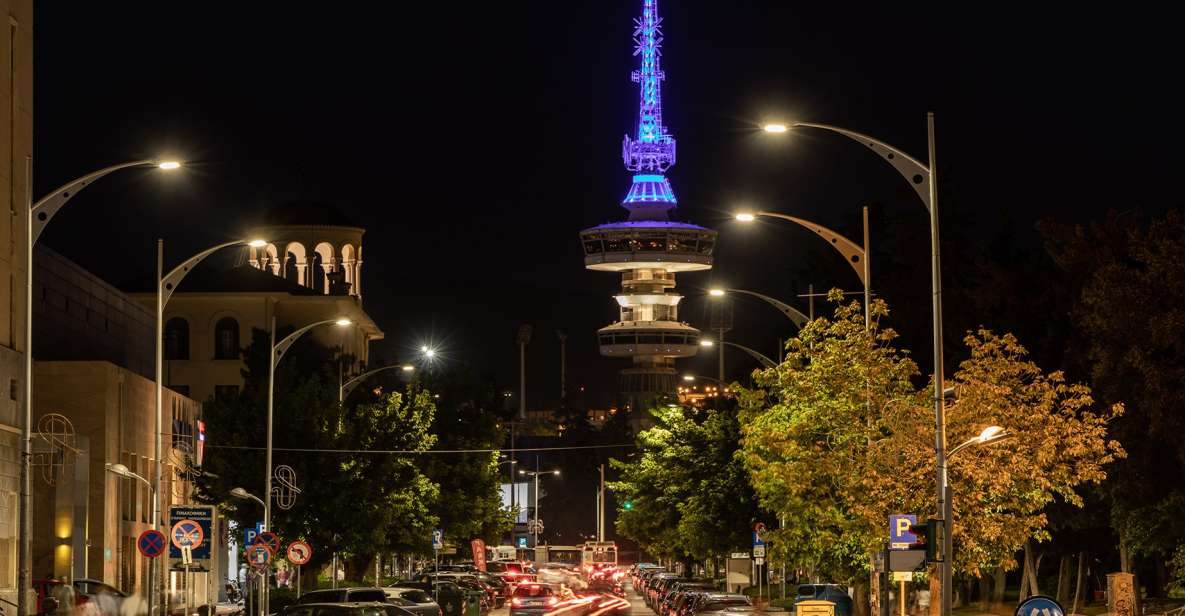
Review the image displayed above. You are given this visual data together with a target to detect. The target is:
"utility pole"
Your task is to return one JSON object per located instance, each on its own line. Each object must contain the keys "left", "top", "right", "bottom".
{"left": 517, "top": 325, "right": 532, "bottom": 420}
{"left": 557, "top": 330, "right": 567, "bottom": 401}
{"left": 598, "top": 464, "right": 605, "bottom": 542}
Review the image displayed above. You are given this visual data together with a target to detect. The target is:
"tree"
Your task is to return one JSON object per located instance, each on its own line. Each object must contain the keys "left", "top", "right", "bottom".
{"left": 1044, "top": 211, "right": 1185, "bottom": 590}
{"left": 738, "top": 295, "right": 1122, "bottom": 601}
{"left": 610, "top": 403, "right": 759, "bottom": 566}
{"left": 196, "top": 328, "right": 439, "bottom": 580}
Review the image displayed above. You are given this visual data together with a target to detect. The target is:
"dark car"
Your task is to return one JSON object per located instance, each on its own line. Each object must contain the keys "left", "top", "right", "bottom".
{"left": 297, "top": 588, "right": 391, "bottom": 605}
{"left": 509, "top": 584, "right": 559, "bottom": 616}
{"left": 689, "top": 594, "right": 752, "bottom": 616}
{"left": 282, "top": 602, "right": 416, "bottom": 616}
{"left": 794, "top": 585, "right": 853, "bottom": 616}
{"left": 383, "top": 588, "right": 442, "bottom": 616}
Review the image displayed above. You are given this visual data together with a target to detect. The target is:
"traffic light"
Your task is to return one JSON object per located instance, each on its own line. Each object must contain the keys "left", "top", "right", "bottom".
{"left": 908, "top": 519, "right": 941, "bottom": 562}
{"left": 623, "top": 501, "right": 634, "bottom": 511}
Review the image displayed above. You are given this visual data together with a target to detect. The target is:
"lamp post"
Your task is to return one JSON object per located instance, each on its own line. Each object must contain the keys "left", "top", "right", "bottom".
{"left": 762, "top": 116, "right": 948, "bottom": 615}
{"left": 518, "top": 468, "right": 559, "bottom": 548}
{"left": 154, "top": 237, "right": 266, "bottom": 611}
{"left": 22, "top": 158, "right": 181, "bottom": 616}
{"left": 229, "top": 488, "right": 267, "bottom": 616}
{"left": 698, "top": 338, "right": 777, "bottom": 369}
{"left": 733, "top": 208, "right": 871, "bottom": 328}
{"left": 339, "top": 363, "right": 415, "bottom": 401}
{"left": 708, "top": 288, "right": 810, "bottom": 329}
{"left": 265, "top": 317, "right": 353, "bottom": 532}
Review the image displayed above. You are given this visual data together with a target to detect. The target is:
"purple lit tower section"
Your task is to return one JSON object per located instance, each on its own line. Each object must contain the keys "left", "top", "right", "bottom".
{"left": 579, "top": 0, "right": 716, "bottom": 416}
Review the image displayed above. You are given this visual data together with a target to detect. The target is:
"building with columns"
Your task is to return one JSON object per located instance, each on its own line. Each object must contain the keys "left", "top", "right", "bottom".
{"left": 130, "top": 202, "right": 383, "bottom": 404}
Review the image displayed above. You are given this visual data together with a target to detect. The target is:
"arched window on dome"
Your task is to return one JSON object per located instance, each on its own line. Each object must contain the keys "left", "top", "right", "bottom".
{"left": 214, "top": 317, "right": 240, "bottom": 360}
{"left": 164, "top": 317, "right": 189, "bottom": 360}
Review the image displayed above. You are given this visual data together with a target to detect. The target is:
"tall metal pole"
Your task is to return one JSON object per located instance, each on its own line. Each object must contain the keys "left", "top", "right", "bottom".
{"left": 19, "top": 158, "right": 32, "bottom": 616}
{"left": 533, "top": 469, "right": 540, "bottom": 548}
{"left": 519, "top": 340, "right": 527, "bottom": 420}
{"left": 154, "top": 239, "right": 165, "bottom": 616}
{"left": 558, "top": 331, "right": 567, "bottom": 401}
{"left": 716, "top": 329, "right": 724, "bottom": 383}
{"left": 863, "top": 206, "right": 872, "bottom": 329}
{"left": 598, "top": 464, "right": 605, "bottom": 542}
{"left": 925, "top": 112, "right": 950, "bottom": 616}
{"left": 263, "top": 314, "right": 277, "bottom": 616}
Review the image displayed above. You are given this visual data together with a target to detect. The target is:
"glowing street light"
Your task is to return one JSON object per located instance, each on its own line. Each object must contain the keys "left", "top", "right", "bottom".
{"left": 157, "top": 161, "right": 182, "bottom": 170}
{"left": 708, "top": 288, "right": 808, "bottom": 329}
{"left": 734, "top": 212, "right": 757, "bottom": 222}
{"left": 699, "top": 339, "right": 714, "bottom": 348}
{"left": 762, "top": 123, "right": 789, "bottom": 133}
{"left": 709, "top": 288, "right": 726, "bottom": 297}
{"left": 340, "top": 362, "right": 417, "bottom": 401}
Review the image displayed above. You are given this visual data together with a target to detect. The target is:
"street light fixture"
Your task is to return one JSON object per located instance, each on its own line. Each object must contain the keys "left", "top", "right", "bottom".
{"left": 339, "top": 363, "right": 417, "bottom": 401}
{"left": 22, "top": 158, "right": 183, "bottom": 616}
{"left": 761, "top": 115, "right": 949, "bottom": 615}
{"left": 733, "top": 209, "right": 871, "bottom": 328}
{"left": 229, "top": 487, "right": 267, "bottom": 508}
{"left": 698, "top": 338, "right": 776, "bottom": 369}
{"left": 948, "top": 426, "right": 1012, "bottom": 459}
{"left": 708, "top": 288, "right": 809, "bottom": 329}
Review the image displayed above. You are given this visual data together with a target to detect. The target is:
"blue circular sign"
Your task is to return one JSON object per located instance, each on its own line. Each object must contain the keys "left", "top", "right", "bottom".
{"left": 1016, "top": 595, "right": 1065, "bottom": 616}
{"left": 138, "top": 530, "right": 167, "bottom": 558}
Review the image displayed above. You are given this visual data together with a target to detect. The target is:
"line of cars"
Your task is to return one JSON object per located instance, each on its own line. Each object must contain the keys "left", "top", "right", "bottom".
{"left": 631, "top": 565, "right": 754, "bottom": 616}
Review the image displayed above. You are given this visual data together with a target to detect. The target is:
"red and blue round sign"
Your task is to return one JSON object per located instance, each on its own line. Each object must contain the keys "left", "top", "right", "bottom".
{"left": 248, "top": 544, "right": 273, "bottom": 569}
{"left": 138, "top": 530, "right": 167, "bottom": 559}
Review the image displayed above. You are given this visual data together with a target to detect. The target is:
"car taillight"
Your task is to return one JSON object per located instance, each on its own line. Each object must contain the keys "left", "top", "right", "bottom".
{"left": 547, "top": 597, "right": 558, "bottom": 606}
{"left": 512, "top": 598, "right": 523, "bottom": 608}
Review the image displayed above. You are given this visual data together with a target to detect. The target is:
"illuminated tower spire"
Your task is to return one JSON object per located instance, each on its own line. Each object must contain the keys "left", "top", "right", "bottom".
{"left": 621, "top": 0, "right": 677, "bottom": 221}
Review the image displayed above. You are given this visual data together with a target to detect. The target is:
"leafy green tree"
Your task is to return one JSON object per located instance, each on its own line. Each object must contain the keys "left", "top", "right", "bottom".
{"left": 196, "top": 329, "right": 439, "bottom": 580}
{"left": 738, "top": 296, "right": 1122, "bottom": 596}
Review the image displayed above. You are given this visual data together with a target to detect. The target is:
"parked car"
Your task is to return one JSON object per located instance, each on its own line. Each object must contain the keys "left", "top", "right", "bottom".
{"left": 281, "top": 602, "right": 416, "bottom": 616}
{"left": 688, "top": 593, "right": 752, "bottom": 616}
{"left": 794, "top": 585, "right": 853, "bottom": 616}
{"left": 34, "top": 578, "right": 128, "bottom": 616}
{"left": 382, "top": 588, "right": 442, "bottom": 616}
{"left": 297, "top": 588, "right": 390, "bottom": 605}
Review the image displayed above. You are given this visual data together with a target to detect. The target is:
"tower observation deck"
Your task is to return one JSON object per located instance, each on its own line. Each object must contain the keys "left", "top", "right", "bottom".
{"left": 579, "top": 0, "right": 716, "bottom": 416}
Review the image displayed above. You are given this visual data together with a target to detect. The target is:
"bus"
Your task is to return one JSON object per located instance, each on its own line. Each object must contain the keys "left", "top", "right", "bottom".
{"left": 533, "top": 545, "right": 582, "bottom": 567}
{"left": 580, "top": 542, "right": 618, "bottom": 568}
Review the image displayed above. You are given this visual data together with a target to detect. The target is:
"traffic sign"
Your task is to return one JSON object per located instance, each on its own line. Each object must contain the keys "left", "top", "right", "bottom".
{"left": 891, "top": 572, "right": 914, "bottom": 582}
{"left": 1016, "top": 595, "right": 1065, "bottom": 616}
{"left": 754, "top": 557, "right": 765, "bottom": 566}
{"left": 171, "top": 519, "right": 205, "bottom": 550}
{"left": 138, "top": 530, "right": 167, "bottom": 559}
{"left": 245, "top": 522, "right": 263, "bottom": 548}
{"left": 730, "top": 552, "right": 749, "bottom": 559}
{"left": 516, "top": 537, "right": 528, "bottom": 549}
{"left": 254, "top": 531, "right": 281, "bottom": 554}
{"left": 889, "top": 514, "right": 917, "bottom": 550}
{"left": 753, "top": 545, "right": 766, "bottom": 558}
{"left": 170, "top": 506, "right": 214, "bottom": 564}
{"left": 287, "top": 540, "right": 313, "bottom": 565}
{"left": 432, "top": 528, "right": 444, "bottom": 550}
{"left": 248, "top": 544, "right": 273, "bottom": 569}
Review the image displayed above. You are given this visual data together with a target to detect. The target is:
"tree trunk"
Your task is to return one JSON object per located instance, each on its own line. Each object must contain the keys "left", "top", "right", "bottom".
{"left": 1071, "top": 551, "right": 1087, "bottom": 615}
{"left": 1057, "top": 554, "right": 1071, "bottom": 604}
{"left": 992, "top": 567, "right": 1006, "bottom": 609}
{"left": 1028, "top": 546, "right": 1043, "bottom": 597}
{"left": 978, "top": 574, "right": 990, "bottom": 612}
{"left": 344, "top": 553, "right": 375, "bottom": 583}
{"left": 1120, "top": 541, "right": 1131, "bottom": 573}
{"left": 1019, "top": 544, "right": 1032, "bottom": 601}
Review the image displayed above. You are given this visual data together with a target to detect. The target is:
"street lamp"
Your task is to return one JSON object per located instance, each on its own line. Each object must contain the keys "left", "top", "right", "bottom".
{"left": 732, "top": 208, "right": 871, "bottom": 328}
{"left": 708, "top": 288, "right": 809, "bottom": 329}
{"left": 265, "top": 317, "right": 353, "bottom": 531}
{"left": 699, "top": 338, "right": 776, "bottom": 369}
{"left": 948, "top": 425, "right": 1011, "bottom": 459}
{"left": 339, "top": 363, "right": 416, "bottom": 401}
{"left": 106, "top": 463, "right": 154, "bottom": 492}
{"left": 229, "top": 487, "right": 267, "bottom": 508}
{"left": 22, "top": 158, "right": 181, "bottom": 616}
{"left": 762, "top": 116, "right": 949, "bottom": 615}
{"left": 519, "top": 468, "right": 560, "bottom": 548}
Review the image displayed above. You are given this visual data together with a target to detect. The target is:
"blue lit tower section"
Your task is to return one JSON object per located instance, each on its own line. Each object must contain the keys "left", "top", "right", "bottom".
{"left": 579, "top": 0, "right": 716, "bottom": 416}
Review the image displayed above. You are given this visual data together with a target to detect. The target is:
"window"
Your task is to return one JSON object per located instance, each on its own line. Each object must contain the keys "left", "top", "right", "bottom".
{"left": 214, "top": 317, "right": 240, "bottom": 359}
{"left": 170, "top": 385, "right": 190, "bottom": 397}
{"left": 164, "top": 317, "right": 189, "bottom": 360}
{"left": 214, "top": 385, "right": 240, "bottom": 401}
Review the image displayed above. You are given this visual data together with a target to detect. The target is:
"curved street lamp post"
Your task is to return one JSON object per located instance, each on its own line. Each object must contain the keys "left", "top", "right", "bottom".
{"left": 762, "top": 116, "right": 949, "bottom": 615}
{"left": 23, "top": 159, "right": 180, "bottom": 616}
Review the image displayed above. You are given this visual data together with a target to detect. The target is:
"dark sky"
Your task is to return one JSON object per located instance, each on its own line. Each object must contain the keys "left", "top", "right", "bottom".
{"left": 33, "top": 1, "right": 1184, "bottom": 409}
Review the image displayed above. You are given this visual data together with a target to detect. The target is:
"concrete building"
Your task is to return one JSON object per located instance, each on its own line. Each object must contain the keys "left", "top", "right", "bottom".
{"left": 29, "top": 247, "right": 210, "bottom": 598}
{"left": 130, "top": 202, "right": 383, "bottom": 404}
{"left": 0, "top": 0, "right": 35, "bottom": 607}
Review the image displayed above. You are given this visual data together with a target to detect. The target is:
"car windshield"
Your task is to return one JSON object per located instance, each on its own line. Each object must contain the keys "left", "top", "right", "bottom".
{"left": 514, "top": 585, "right": 553, "bottom": 598}
{"left": 399, "top": 590, "right": 433, "bottom": 603}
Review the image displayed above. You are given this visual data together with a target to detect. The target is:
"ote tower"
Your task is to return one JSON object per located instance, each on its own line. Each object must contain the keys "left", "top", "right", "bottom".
{"left": 579, "top": 0, "right": 716, "bottom": 416}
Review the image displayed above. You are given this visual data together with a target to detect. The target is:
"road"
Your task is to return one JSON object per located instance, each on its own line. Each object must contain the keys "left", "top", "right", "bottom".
{"left": 489, "top": 587, "right": 645, "bottom": 616}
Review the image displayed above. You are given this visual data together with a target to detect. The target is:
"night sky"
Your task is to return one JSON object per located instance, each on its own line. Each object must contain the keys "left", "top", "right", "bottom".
{"left": 33, "top": 2, "right": 1183, "bottom": 410}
